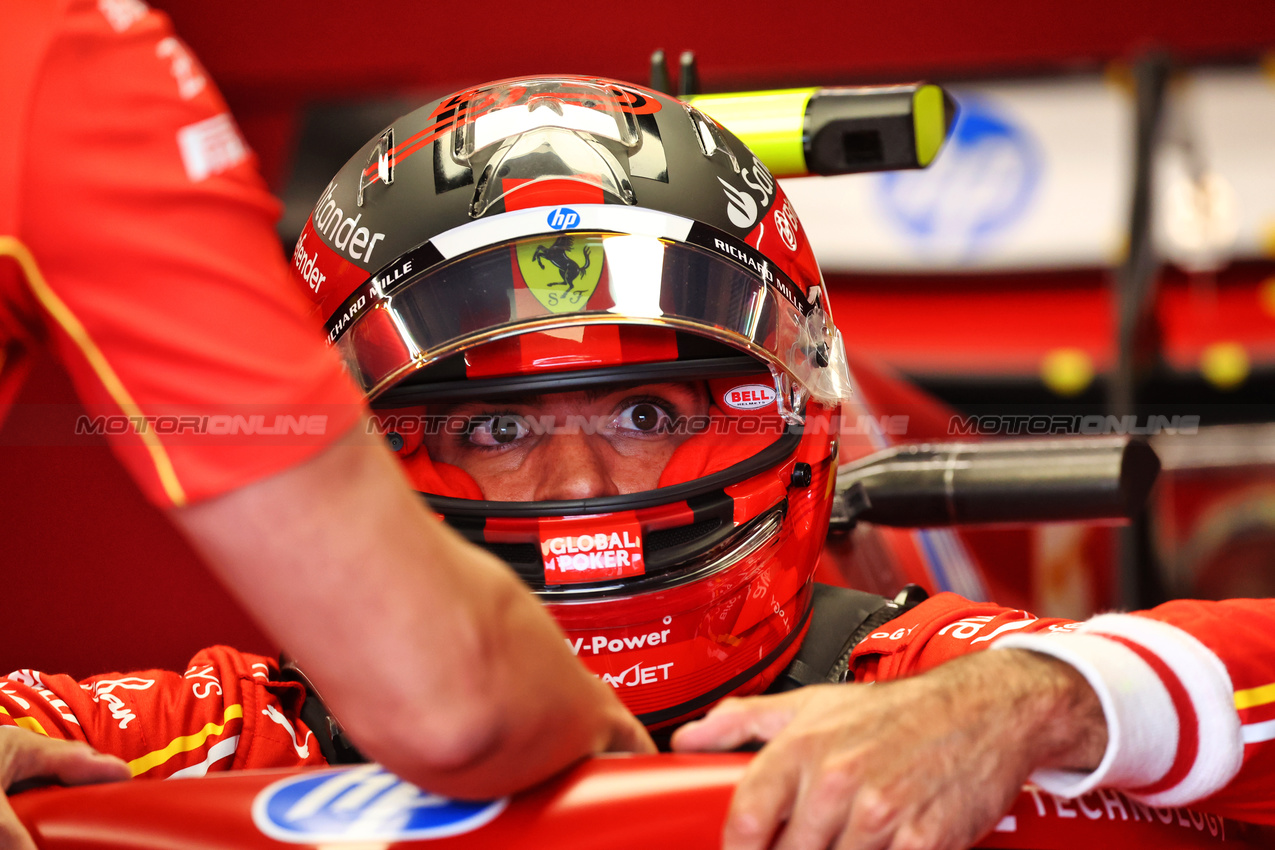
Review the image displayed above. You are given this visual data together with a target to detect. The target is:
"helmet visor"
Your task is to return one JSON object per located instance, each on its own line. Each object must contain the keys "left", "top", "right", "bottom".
{"left": 333, "top": 232, "right": 847, "bottom": 407}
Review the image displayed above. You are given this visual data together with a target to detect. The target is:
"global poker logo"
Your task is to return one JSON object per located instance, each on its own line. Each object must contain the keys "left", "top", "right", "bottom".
{"left": 539, "top": 515, "right": 646, "bottom": 585}
{"left": 546, "top": 207, "right": 581, "bottom": 230}
{"left": 542, "top": 531, "right": 644, "bottom": 583}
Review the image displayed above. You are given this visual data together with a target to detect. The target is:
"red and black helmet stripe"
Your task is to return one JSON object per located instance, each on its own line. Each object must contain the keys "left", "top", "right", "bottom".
{"left": 418, "top": 426, "right": 799, "bottom": 520}
{"left": 436, "top": 489, "right": 736, "bottom": 581}
{"left": 432, "top": 488, "right": 789, "bottom": 595}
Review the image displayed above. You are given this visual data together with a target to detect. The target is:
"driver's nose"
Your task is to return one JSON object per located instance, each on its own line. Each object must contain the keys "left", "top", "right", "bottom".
{"left": 531, "top": 431, "right": 620, "bottom": 501}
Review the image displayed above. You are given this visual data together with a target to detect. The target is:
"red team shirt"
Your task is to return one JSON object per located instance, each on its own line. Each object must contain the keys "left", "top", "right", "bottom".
{"left": 0, "top": 0, "right": 362, "bottom": 506}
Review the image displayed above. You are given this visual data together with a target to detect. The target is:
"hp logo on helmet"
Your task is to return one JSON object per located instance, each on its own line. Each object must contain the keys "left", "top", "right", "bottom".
{"left": 547, "top": 207, "right": 581, "bottom": 230}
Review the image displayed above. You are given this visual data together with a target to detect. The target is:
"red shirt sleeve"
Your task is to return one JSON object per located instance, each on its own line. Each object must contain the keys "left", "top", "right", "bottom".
{"left": 1131, "top": 600, "right": 1275, "bottom": 823}
{"left": 848, "top": 591, "right": 1080, "bottom": 683}
{"left": 8, "top": 0, "right": 363, "bottom": 506}
{"left": 0, "top": 646, "right": 327, "bottom": 778}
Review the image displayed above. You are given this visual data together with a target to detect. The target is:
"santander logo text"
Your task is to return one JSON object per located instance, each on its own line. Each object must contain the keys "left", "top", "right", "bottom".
{"left": 292, "top": 234, "right": 327, "bottom": 293}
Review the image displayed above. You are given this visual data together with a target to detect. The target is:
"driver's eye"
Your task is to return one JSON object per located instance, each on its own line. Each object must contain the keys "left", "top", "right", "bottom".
{"left": 630, "top": 403, "right": 661, "bottom": 431}
{"left": 468, "top": 415, "right": 527, "bottom": 446}
{"left": 491, "top": 417, "right": 521, "bottom": 443}
{"left": 616, "top": 401, "right": 671, "bottom": 434}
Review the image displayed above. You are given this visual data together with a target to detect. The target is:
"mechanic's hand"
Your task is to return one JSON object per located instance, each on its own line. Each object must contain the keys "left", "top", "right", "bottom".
{"left": 671, "top": 649, "right": 1107, "bottom": 850}
{"left": 0, "top": 729, "right": 132, "bottom": 850}
{"left": 598, "top": 691, "right": 658, "bottom": 756}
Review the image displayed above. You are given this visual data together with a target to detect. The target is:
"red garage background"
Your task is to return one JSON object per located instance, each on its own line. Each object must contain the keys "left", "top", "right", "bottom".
{"left": 5, "top": 0, "right": 1274, "bottom": 677}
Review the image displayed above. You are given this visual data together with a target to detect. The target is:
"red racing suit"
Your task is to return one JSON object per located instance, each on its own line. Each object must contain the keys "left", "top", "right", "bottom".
{"left": 3, "top": 593, "right": 1273, "bottom": 827}
{"left": 0, "top": 647, "right": 326, "bottom": 778}
{"left": 1, "top": 0, "right": 362, "bottom": 507}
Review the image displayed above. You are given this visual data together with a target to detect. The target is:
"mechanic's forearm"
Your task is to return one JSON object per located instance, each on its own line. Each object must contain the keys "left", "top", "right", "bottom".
{"left": 170, "top": 419, "right": 634, "bottom": 796}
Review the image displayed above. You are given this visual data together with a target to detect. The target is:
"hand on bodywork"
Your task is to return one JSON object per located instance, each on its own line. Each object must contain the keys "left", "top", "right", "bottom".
{"left": 0, "top": 728, "right": 131, "bottom": 850}
{"left": 671, "top": 649, "right": 1107, "bottom": 850}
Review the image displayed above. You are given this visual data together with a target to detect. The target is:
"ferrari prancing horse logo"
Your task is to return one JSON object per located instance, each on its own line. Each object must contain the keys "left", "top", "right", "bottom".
{"left": 516, "top": 235, "right": 603, "bottom": 313}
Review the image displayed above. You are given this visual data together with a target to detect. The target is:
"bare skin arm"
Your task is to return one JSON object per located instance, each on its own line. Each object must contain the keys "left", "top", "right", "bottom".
{"left": 170, "top": 418, "right": 653, "bottom": 799}
{"left": 672, "top": 648, "right": 1107, "bottom": 850}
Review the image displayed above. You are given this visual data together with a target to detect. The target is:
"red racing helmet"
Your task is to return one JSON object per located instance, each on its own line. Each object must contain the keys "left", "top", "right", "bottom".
{"left": 291, "top": 76, "right": 851, "bottom": 729}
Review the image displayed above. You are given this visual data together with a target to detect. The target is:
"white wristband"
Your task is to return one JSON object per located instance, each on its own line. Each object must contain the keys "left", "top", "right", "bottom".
{"left": 991, "top": 631, "right": 1175, "bottom": 798}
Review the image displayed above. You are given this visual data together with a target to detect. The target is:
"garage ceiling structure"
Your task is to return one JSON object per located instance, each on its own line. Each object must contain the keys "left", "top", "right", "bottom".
{"left": 154, "top": 0, "right": 1275, "bottom": 189}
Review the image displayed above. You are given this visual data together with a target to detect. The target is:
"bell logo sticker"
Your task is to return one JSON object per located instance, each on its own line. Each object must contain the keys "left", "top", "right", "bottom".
{"left": 253, "top": 765, "right": 507, "bottom": 843}
{"left": 516, "top": 234, "right": 603, "bottom": 314}
{"left": 723, "top": 384, "right": 776, "bottom": 410}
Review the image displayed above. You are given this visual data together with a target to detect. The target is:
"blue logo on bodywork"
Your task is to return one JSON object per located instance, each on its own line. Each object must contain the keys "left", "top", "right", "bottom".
{"left": 252, "top": 765, "right": 507, "bottom": 843}
{"left": 876, "top": 93, "right": 1042, "bottom": 260}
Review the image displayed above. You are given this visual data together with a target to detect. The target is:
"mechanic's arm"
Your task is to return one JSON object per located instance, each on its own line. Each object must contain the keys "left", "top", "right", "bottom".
{"left": 171, "top": 418, "right": 653, "bottom": 799}
{"left": 0, "top": 729, "right": 131, "bottom": 850}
